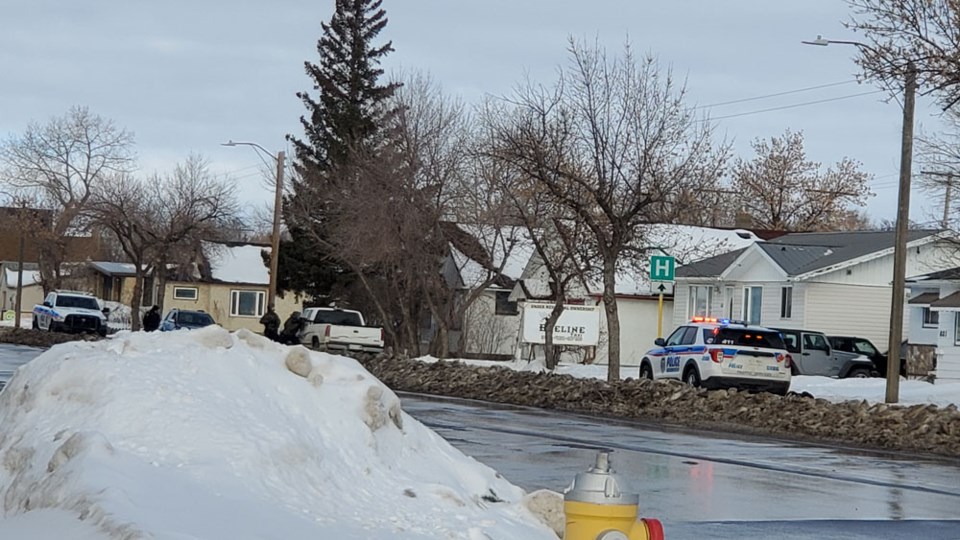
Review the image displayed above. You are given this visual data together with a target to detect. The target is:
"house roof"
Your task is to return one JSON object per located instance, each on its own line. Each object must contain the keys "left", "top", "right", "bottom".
{"left": 908, "top": 292, "right": 940, "bottom": 305}
{"left": 89, "top": 261, "right": 138, "bottom": 277}
{"left": 3, "top": 268, "right": 41, "bottom": 288}
{"left": 678, "top": 229, "right": 942, "bottom": 279}
{"left": 907, "top": 266, "right": 960, "bottom": 283}
{"left": 202, "top": 241, "right": 271, "bottom": 285}
{"left": 444, "top": 223, "right": 535, "bottom": 289}
{"left": 931, "top": 291, "right": 960, "bottom": 309}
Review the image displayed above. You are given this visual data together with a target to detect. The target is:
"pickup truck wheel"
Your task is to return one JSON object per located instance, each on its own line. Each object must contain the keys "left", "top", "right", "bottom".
{"left": 683, "top": 366, "right": 701, "bottom": 387}
{"left": 847, "top": 367, "right": 872, "bottom": 378}
{"left": 639, "top": 362, "right": 653, "bottom": 380}
{"left": 311, "top": 336, "right": 320, "bottom": 351}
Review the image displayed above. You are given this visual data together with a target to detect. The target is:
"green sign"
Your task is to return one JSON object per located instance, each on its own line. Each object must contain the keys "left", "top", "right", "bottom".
{"left": 650, "top": 255, "right": 675, "bottom": 282}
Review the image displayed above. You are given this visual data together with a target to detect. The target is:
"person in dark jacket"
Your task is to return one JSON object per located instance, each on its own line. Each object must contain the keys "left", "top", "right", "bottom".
{"left": 143, "top": 305, "right": 161, "bottom": 332}
{"left": 279, "top": 311, "right": 304, "bottom": 345}
{"left": 259, "top": 304, "right": 281, "bottom": 341}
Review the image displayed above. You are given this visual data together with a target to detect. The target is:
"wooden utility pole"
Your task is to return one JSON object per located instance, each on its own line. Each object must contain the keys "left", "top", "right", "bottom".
{"left": 269, "top": 151, "right": 285, "bottom": 308}
{"left": 885, "top": 62, "right": 916, "bottom": 405}
{"left": 920, "top": 170, "right": 955, "bottom": 229}
{"left": 14, "top": 229, "right": 24, "bottom": 330}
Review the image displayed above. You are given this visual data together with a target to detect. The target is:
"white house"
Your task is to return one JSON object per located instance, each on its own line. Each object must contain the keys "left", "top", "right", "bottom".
{"left": 512, "top": 224, "right": 760, "bottom": 367}
{"left": 905, "top": 267, "right": 960, "bottom": 381}
{"left": 674, "top": 230, "right": 955, "bottom": 355}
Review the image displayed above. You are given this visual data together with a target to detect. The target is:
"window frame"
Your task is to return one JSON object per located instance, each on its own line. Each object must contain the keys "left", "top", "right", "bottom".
{"left": 230, "top": 289, "right": 265, "bottom": 318}
{"left": 494, "top": 290, "right": 519, "bottom": 316}
{"left": 922, "top": 307, "right": 940, "bottom": 328}
{"left": 687, "top": 285, "right": 713, "bottom": 319}
{"left": 780, "top": 286, "right": 793, "bottom": 319}
{"left": 742, "top": 286, "right": 763, "bottom": 325}
{"left": 955, "top": 313, "right": 960, "bottom": 346}
{"left": 173, "top": 286, "right": 199, "bottom": 301}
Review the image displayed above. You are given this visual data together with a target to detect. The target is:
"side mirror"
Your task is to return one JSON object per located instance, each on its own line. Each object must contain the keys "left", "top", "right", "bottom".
{"left": 102, "top": 307, "right": 110, "bottom": 315}
{"left": 42, "top": 301, "right": 52, "bottom": 308}
{"left": 654, "top": 337, "right": 666, "bottom": 347}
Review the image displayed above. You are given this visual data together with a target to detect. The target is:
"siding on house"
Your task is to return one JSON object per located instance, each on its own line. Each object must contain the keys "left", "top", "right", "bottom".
{"left": 461, "top": 290, "right": 521, "bottom": 357}
{"left": 809, "top": 242, "right": 949, "bottom": 285}
{"left": 596, "top": 297, "right": 675, "bottom": 368}
{"left": 803, "top": 282, "right": 907, "bottom": 349}
{"left": 163, "top": 282, "right": 300, "bottom": 333}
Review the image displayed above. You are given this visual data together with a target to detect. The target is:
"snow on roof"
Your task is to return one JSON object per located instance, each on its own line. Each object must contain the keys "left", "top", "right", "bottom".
{"left": 3, "top": 268, "right": 40, "bottom": 288}
{"left": 204, "top": 241, "right": 271, "bottom": 285}
{"left": 450, "top": 225, "right": 535, "bottom": 289}
{"left": 88, "top": 261, "right": 138, "bottom": 276}
{"left": 0, "top": 328, "right": 555, "bottom": 538}
{"left": 588, "top": 225, "right": 759, "bottom": 296}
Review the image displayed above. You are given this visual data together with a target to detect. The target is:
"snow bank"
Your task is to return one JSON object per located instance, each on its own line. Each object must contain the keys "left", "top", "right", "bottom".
{"left": 0, "top": 328, "right": 556, "bottom": 539}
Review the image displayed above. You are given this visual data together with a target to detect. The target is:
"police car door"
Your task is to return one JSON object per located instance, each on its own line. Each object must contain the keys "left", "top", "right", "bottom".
{"left": 657, "top": 326, "right": 688, "bottom": 378}
{"left": 661, "top": 326, "right": 696, "bottom": 379}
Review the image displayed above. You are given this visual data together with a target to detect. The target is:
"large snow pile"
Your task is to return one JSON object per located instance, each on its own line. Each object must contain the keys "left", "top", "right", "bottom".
{"left": 0, "top": 327, "right": 557, "bottom": 539}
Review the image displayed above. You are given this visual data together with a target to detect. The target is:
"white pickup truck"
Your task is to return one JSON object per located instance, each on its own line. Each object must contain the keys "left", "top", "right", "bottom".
{"left": 298, "top": 307, "right": 384, "bottom": 354}
{"left": 32, "top": 290, "right": 109, "bottom": 336}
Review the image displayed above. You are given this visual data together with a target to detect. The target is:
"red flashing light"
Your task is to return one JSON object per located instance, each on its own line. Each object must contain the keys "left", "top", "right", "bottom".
{"left": 691, "top": 316, "right": 719, "bottom": 323}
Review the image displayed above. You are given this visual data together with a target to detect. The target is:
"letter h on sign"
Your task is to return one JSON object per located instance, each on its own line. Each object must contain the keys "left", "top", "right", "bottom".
{"left": 649, "top": 255, "right": 675, "bottom": 283}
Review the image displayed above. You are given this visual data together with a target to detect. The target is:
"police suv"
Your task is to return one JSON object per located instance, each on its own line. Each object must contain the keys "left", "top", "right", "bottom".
{"left": 32, "top": 290, "right": 109, "bottom": 336}
{"left": 639, "top": 317, "right": 792, "bottom": 395}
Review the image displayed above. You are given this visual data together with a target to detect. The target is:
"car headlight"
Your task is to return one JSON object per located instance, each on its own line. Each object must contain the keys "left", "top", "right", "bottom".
{"left": 52, "top": 314, "right": 65, "bottom": 322}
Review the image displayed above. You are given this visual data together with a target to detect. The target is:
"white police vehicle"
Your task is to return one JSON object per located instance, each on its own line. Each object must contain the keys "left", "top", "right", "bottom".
{"left": 639, "top": 317, "right": 792, "bottom": 395}
{"left": 32, "top": 290, "right": 109, "bottom": 337}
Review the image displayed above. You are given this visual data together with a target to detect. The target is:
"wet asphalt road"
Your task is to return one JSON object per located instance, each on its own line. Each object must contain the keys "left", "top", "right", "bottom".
{"left": 401, "top": 393, "right": 960, "bottom": 540}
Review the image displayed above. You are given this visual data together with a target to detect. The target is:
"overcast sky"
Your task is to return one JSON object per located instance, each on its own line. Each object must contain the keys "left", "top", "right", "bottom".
{"left": 0, "top": 0, "right": 948, "bottom": 225}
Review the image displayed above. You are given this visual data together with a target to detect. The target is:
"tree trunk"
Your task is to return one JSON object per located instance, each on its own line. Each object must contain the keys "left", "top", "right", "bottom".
{"left": 544, "top": 298, "right": 565, "bottom": 370}
{"left": 156, "top": 256, "right": 169, "bottom": 313}
{"left": 602, "top": 255, "right": 620, "bottom": 382}
{"left": 130, "top": 267, "right": 144, "bottom": 331}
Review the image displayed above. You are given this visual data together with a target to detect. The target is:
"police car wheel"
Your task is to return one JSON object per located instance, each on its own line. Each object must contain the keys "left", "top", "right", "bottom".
{"left": 683, "top": 366, "right": 701, "bottom": 387}
{"left": 639, "top": 363, "right": 653, "bottom": 380}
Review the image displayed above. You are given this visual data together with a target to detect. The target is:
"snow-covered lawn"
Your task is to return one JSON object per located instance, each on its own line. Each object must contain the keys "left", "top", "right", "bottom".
{"left": 415, "top": 356, "right": 960, "bottom": 408}
{"left": 0, "top": 328, "right": 557, "bottom": 539}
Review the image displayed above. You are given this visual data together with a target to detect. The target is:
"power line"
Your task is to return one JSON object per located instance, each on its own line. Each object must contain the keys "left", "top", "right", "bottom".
{"left": 696, "top": 80, "right": 858, "bottom": 109}
{"left": 710, "top": 90, "right": 886, "bottom": 121}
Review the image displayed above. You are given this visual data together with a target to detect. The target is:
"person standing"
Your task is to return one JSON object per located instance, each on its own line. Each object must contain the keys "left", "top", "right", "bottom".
{"left": 143, "top": 305, "right": 161, "bottom": 332}
{"left": 259, "top": 304, "right": 281, "bottom": 341}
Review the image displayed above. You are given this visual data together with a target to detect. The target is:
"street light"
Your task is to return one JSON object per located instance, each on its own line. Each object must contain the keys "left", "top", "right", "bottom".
{"left": 222, "top": 140, "right": 286, "bottom": 309}
{"left": 804, "top": 36, "right": 916, "bottom": 404}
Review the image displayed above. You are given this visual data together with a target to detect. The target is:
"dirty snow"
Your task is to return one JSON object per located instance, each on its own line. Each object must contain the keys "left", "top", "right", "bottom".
{"left": 0, "top": 328, "right": 556, "bottom": 539}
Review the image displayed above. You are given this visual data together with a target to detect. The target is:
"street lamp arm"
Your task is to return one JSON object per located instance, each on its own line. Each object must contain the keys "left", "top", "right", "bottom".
{"left": 221, "top": 140, "right": 278, "bottom": 161}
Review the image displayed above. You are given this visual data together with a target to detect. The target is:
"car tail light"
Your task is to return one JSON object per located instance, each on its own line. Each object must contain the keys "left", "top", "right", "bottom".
{"left": 784, "top": 354, "right": 793, "bottom": 368}
{"left": 709, "top": 349, "right": 725, "bottom": 363}
{"left": 324, "top": 325, "right": 331, "bottom": 337}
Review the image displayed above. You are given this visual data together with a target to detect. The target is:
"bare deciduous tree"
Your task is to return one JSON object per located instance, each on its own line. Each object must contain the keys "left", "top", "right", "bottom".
{"left": 846, "top": 0, "right": 960, "bottom": 109}
{"left": 0, "top": 106, "right": 135, "bottom": 292}
{"left": 484, "top": 39, "right": 729, "bottom": 381}
{"left": 732, "top": 129, "right": 872, "bottom": 231}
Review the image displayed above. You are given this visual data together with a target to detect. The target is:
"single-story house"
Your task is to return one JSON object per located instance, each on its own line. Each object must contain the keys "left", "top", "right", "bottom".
{"left": 512, "top": 224, "right": 761, "bottom": 367}
{"left": 0, "top": 262, "right": 42, "bottom": 317}
{"left": 675, "top": 229, "right": 956, "bottom": 357}
{"left": 905, "top": 267, "right": 960, "bottom": 381}
{"left": 162, "top": 241, "right": 300, "bottom": 333}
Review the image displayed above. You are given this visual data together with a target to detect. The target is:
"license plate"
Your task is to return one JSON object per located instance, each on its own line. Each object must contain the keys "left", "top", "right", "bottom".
{"left": 348, "top": 344, "right": 361, "bottom": 351}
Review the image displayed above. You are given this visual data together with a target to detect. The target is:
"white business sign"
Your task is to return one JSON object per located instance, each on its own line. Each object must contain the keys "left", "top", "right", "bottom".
{"left": 521, "top": 303, "right": 601, "bottom": 346}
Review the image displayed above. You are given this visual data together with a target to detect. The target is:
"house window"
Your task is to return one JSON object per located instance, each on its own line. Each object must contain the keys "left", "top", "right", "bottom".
{"left": 173, "top": 286, "right": 198, "bottom": 301}
{"left": 688, "top": 285, "right": 713, "bottom": 318}
{"left": 231, "top": 290, "right": 265, "bottom": 317}
{"left": 495, "top": 291, "right": 518, "bottom": 316}
{"left": 742, "top": 286, "right": 763, "bottom": 325}
{"left": 922, "top": 307, "right": 939, "bottom": 328}
{"left": 780, "top": 286, "right": 793, "bottom": 319}
{"left": 955, "top": 314, "right": 960, "bottom": 346}
{"left": 723, "top": 286, "right": 735, "bottom": 319}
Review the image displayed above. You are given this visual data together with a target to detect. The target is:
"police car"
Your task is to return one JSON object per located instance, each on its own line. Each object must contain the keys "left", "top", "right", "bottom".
{"left": 638, "top": 317, "right": 792, "bottom": 395}
{"left": 32, "top": 290, "right": 109, "bottom": 336}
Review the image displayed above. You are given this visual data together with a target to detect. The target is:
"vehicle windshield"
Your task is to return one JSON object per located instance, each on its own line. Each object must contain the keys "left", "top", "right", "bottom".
{"left": 178, "top": 311, "right": 214, "bottom": 326}
{"left": 706, "top": 327, "right": 786, "bottom": 349}
{"left": 313, "top": 311, "right": 363, "bottom": 326}
{"left": 55, "top": 295, "right": 101, "bottom": 310}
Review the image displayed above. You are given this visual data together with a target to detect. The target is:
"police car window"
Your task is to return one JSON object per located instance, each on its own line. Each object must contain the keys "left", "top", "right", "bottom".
{"left": 665, "top": 327, "right": 687, "bottom": 347}
{"left": 680, "top": 326, "right": 698, "bottom": 345}
{"left": 714, "top": 328, "right": 786, "bottom": 349}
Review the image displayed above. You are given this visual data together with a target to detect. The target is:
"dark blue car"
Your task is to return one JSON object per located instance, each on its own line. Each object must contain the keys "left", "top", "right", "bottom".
{"left": 160, "top": 308, "right": 216, "bottom": 331}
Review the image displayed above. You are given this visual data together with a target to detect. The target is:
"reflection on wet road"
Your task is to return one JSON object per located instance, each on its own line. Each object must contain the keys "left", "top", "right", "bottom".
{"left": 402, "top": 393, "right": 960, "bottom": 539}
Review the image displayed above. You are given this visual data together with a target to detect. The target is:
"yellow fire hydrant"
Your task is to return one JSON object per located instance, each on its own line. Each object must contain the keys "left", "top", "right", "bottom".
{"left": 563, "top": 451, "right": 664, "bottom": 540}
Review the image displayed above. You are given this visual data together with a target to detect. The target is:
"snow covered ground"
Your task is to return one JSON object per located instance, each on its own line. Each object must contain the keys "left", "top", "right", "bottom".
{"left": 415, "top": 356, "right": 960, "bottom": 408}
{"left": 0, "top": 328, "right": 557, "bottom": 539}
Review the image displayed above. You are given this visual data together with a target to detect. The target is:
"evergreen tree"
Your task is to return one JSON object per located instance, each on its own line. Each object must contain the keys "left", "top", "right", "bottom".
{"left": 282, "top": 0, "right": 399, "bottom": 300}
